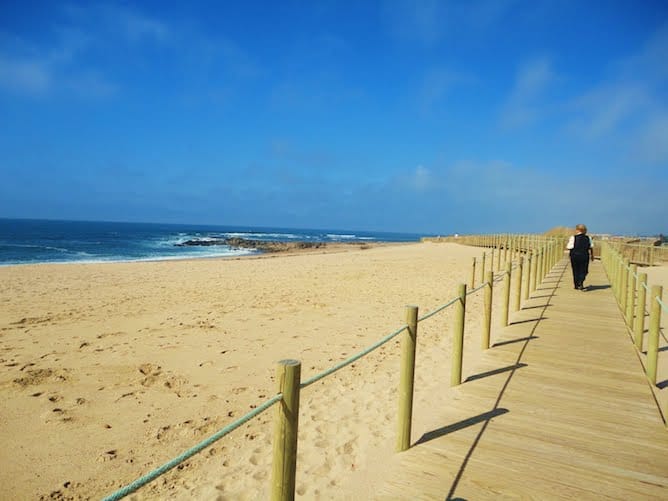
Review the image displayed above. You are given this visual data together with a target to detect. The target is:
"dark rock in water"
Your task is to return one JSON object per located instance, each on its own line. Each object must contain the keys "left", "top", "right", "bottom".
{"left": 175, "top": 237, "right": 325, "bottom": 253}
{"left": 176, "top": 239, "right": 225, "bottom": 247}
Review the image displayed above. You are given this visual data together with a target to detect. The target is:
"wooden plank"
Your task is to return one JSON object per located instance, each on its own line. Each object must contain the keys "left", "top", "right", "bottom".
{"left": 377, "top": 260, "right": 668, "bottom": 499}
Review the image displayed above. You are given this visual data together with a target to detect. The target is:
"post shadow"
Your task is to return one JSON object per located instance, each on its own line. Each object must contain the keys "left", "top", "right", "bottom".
{"left": 509, "top": 318, "right": 545, "bottom": 326}
{"left": 414, "top": 408, "right": 509, "bottom": 445}
{"left": 444, "top": 259, "right": 566, "bottom": 501}
{"left": 492, "top": 336, "right": 538, "bottom": 348}
{"left": 521, "top": 304, "right": 552, "bottom": 311}
{"left": 465, "top": 363, "right": 528, "bottom": 382}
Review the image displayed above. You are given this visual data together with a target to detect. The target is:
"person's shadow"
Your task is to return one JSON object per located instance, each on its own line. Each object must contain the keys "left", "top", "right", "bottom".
{"left": 584, "top": 284, "right": 611, "bottom": 291}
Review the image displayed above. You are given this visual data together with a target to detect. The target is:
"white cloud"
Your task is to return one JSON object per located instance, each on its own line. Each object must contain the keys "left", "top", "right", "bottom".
{"left": 514, "top": 58, "right": 553, "bottom": 96}
{"left": 64, "top": 4, "right": 171, "bottom": 44}
{"left": 108, "top": 6, "right": 170, "bottom": 43}
{"left": 0, "top": 49, "right": 117, "bottom": 98}
{"left": 412, "top": 165, "right": 432, "bottom": 191}
{"left": 568, "top": 82, "right": 651, "bottom": 139}
{"left": 382, "top": 0, "right": 444, "bottom": 46}
{"left": 64, "top": 71, "right": 117, "bottom": 98}
{"left": 0, "top": 56, "right": 51, "bottom": 95}
{"left": 418, "top": 68, "right": 472, "bottom": 113}
{"left": 0, "top": 4, "right": 173, "bottom": 99}
{"left": 382, "top": 0, "right": 516, "bottom": 46}
{"left": 565, "top": 24, "right": 668, "bottom": 155}
{"left": 634, "top": 111, "right": 668, "bottom": 164}
{"left": 618, "top": 25, "right": 668, "bottom": 82}
{"left": 500, "top": 58, "right": 555, "bottom": 128}
{"left": 381, "top": 158, "right": 665, "bottom": 234}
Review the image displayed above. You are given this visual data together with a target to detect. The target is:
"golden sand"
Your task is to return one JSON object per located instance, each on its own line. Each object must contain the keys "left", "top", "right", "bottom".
{"left": 0, "top": 242, "right": 496, "bottom": 499}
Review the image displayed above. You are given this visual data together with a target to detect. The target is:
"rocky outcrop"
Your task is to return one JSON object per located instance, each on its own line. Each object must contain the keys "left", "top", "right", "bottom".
{"left": 175, "top": 237, "right": 325, "bottom": 253}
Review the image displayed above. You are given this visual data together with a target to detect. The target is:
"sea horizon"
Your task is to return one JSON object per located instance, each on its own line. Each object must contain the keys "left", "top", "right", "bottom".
{"left": 0, "top": 217, "right": 431, "bottom": 266}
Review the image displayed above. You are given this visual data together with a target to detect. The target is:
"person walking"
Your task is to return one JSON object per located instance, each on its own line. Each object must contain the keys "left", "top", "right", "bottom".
{"left": 566, "top": 224, "right": 594, "bottom": 290}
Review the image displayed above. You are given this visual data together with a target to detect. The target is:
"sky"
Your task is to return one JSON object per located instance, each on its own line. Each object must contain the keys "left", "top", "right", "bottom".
{"left": 1, "top": 1, "right": 667, "bottom": 235}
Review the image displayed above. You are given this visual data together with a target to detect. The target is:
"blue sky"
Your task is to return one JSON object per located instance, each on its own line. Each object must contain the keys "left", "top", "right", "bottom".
{"left": 1, "top": 1, "right": 666, "bottom": 235}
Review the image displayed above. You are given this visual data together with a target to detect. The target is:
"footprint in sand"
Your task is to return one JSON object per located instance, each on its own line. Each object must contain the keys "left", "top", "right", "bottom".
{"left": 45, "top": 406, "right": 74, "bottom": 424}
{"left": 97, "top": 450, "right": 118, "bottom": 462}
{"left": 337, "top": 439, "right": 356, "bottom": 456}
{"left": 13, "top": 368, "right": 69, "bottom": 387}
{"left": 296, "top": 485, "right": 308, "bottom": 495}
{"left": 314, "top": 438, "right": 330, "bottom": 448}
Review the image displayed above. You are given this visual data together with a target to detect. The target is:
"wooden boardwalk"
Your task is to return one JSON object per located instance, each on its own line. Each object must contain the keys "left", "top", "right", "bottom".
{"left": 377, "top": 259, "right": 668, "bottom": 500}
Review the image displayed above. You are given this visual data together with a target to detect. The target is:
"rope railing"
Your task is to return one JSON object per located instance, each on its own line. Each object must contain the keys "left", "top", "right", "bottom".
{"left": 102, "top": 234, "right": 561, "bottom": 501}
{"left": 628, "top": 265, "right": 658, "bottom": 295}
{"left": 600, "top": 241, "right": 665, "bottom": 387}
{"left": 417, "top": 297, "right": 460, "bottom": 323}
{"left": 300, "top": 324, "right": 408, "bottom": 388}
{"left": 604, "top": 239, "right": 668, "bottom": 267}
{"left": 102, "top": 394, "right": 281, "bottom": 501}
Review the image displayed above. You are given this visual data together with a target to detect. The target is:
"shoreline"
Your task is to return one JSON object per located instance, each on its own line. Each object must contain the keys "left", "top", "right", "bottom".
{"left": 0, "top": 241, "right": 412, "bottom": 269}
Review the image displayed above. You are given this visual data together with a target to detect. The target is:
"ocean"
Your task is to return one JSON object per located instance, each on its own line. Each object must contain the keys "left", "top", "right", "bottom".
{"left": 0, "top": 218, "right": 426, "bottom": 266}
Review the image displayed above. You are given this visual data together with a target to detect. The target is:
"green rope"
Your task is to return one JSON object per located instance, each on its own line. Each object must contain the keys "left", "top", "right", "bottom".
{"left": 656, "top": 296, "right": 667, "bottom": 313}
{"left": 300, "top": 324, "right": 408, "bottom": 388}
{"left": 102, "top": 394, "right": 281, "bottom": 501}
{"left": 418, "top": 297, "right": 459, "bottom": 322}
{"left": 302, "top": 275, "right": 498, "bottom": 389}
{"left": 467, "top": 282, "right": 487, "bottom": 296}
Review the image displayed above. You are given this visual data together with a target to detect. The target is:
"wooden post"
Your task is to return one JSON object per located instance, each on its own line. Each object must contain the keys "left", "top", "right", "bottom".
{"left": 616, "top": 259, "right": 624, "bottom": 302}
{"left": 514, "top": 256, "right": 523, "bottom": 312}
{"left": 537, "top": 249, "right": 544, "bottom": 286}
{"left": 271, "top": 359, "right": 301, "bottom": 501}
{"left": 480, "top": 252, "right": 486, "bottom": 285}
{"left": 501, "top": 262, "right": 511, "bottom": 326}
{"left": 451, "top": 284, "right": 466, "bottom": 386}
{"left": 616, "top": 254, "right": 623, "bottom": 300}
{"left": 634, "top": 273, "right": 648, "bottom": 350}
{"left": 650, "top": 246, "right": 655, "bottom": 266}
{"left": 530, "top": 250, "right": 537, "bottom": 293}
{"left": 396, "top": 305, "right": 418, "bottom": 452}
{"left": 620, "top": 259, "right": 629, "bottom": 313}
{"left": 625, "top": 264, "right": 637, "bottom": 327}
{"left": 470, "top": 257, "right": 476, "bottom": 289}
{"left": 523, "top": 254, "right": 530, "bottom": 302}
{"left": 490, "top": 249, "right": 495, "bottom": 272}
{"left": 482, "top": 271, "right": 493, "bottom": 350}
{"left": 647, "top": 286, "right": 663, "bottom": 385}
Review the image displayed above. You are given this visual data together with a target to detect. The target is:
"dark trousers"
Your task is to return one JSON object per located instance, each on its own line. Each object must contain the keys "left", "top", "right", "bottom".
{"left": 570, "top": 253, "right": 589, "bottom": 287}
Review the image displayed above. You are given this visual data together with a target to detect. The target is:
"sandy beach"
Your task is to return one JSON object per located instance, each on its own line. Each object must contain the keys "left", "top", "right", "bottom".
{"left": 1, "top": 242, "right": 666, "bottom": 500}
{"left": 0, "top": 242, "right": 497, "bottom": 500}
